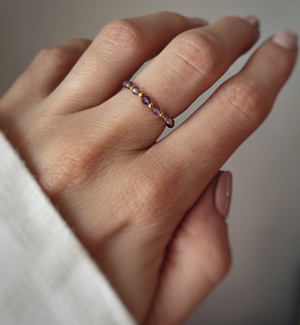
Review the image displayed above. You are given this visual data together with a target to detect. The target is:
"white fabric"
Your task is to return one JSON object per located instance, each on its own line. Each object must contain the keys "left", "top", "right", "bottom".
{"left": 0, "top": 132, "right": 135, "bottom": 325}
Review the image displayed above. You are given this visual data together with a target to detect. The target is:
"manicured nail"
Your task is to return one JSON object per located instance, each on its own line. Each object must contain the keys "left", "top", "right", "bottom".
{"left": 214, "top": 171, "right": 232, "bottom": 219}
{"left": 188, "top": 17, "right": 209, "bottom": 28}
{"left": 242, "top": 15, "right": 259, "bottom": 30}
{"left": 272, "top": 30, "right": 298, "bottom": 50}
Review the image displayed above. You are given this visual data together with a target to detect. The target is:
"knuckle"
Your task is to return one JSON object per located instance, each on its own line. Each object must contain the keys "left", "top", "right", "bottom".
{"left": 219, "top": 79, "right": 268, "bottom": 130}
{"left": 37, "top": 121, "right": 126, "bottom": 197}
{"left": 33, "top": 46, "right": 71, "bottom": 67}
{"left": 37, "top": 136, "right": 97, "bottom": 196}
{"left": 133, "top": 176, "right": 169, "bottom": 220}
{"left": 96, "top": 19, "right": 143, "bottom": 54}
{"left": 128, "top": 168, "right": 177, "bottom": 223}
{"left": 170, "top": 32, "right": 220, "bottom": 81}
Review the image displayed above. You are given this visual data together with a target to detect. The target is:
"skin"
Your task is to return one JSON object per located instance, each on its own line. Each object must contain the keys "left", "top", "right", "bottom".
{"left": 0, "top": 12, "right": 297, "bottom": 325}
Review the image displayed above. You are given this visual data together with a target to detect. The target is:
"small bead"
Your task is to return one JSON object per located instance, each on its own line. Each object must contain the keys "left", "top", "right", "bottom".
{"left": 162, "top": 114, "right": 171, "bottom": 123}
{"left": 132, "top": 86, "right": 140, "bottom": 95}
{"left": 152, "top": 106, "right": 161, "bottom": 115}
{"left": 122, "top": 81, "right": 174, "bottom": 128}
{"left": 163, "top": 114, "right": 174, "bottom": 128}
{"left": 142, "top": 96, "right": 151, "bottom": 105}
{"left": 163, "top": 114, "right": 174, "bottom": 127}
{"left": 166, "top": 118, "right": 175, "bottom": 128}
{"left": 123, "top": 80, "right": 133, "bottom": 89}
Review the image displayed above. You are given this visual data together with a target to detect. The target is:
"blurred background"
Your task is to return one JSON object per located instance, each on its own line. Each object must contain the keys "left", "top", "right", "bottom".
{"left": 1, "top": 0, "right": 299, "bottom": 324}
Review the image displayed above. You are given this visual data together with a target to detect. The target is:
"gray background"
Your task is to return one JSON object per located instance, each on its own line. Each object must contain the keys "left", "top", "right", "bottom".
{"left": 1, "top": 0, "right": 300, "bottom": 324}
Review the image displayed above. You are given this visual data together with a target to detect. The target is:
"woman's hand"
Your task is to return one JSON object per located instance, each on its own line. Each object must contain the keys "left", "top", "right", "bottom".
{"left": 0, "top": 12, "right": 297, "bottom": 324}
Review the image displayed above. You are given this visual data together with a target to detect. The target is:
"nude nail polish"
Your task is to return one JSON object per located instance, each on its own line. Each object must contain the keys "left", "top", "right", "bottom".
{"left": 243, "top": 15, "right": 259, "bottom": 30}
{"left": 272, "top": 30, "right": 298, "bottom": 50}
{"left": 214, "top": 171, "right": 232, "bottom": 219}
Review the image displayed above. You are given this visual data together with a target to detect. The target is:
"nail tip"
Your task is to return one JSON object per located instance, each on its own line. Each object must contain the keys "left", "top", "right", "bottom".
{"left": 214, "top": 171, "right": 232, "bottom": 219}
{"left": 242, "top": 15, "right": 260, "bottom": 29}
{"left": 272, "top": 29, "right": 298, "bottom": 50}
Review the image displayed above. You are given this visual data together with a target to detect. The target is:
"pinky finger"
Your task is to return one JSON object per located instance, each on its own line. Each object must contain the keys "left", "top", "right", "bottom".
{"left": 1, "top": 38, "right": 91, "bottom": 108}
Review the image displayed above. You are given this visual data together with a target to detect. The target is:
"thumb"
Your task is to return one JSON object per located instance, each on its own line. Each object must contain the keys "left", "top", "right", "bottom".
{"left": 145, "top": 171, "right": 232, "bottom": 325}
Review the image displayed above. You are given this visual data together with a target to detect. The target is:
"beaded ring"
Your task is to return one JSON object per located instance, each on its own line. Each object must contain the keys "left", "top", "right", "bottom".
{"left": 122, "top": 80, "right": 175, "bottom": 128}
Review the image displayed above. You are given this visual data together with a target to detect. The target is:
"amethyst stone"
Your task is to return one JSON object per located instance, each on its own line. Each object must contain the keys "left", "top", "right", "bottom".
{"left": 132, "top": 86, "right": 140, "bottom": 95}
{"left": 123, "top": 80, "right": 133, "bottom": 89}
{"left": 122, "top": 80, "right": 175, "bottom": 128}
{"left": 162, "top": 114, "right": 171, "bottom": 123}
{"left": 152, "top": 106, "right": 161, "bottom": 115}
{"left": 163, "top": 114, "right": 175, "bottom": 128}
{"left": 142, "top": 96, "right": 151, "bottom": 105}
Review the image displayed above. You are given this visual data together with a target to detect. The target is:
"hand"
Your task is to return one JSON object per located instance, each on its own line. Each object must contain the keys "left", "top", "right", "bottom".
{"left": 0, "top": 12, "right": 297, "bottom": 324}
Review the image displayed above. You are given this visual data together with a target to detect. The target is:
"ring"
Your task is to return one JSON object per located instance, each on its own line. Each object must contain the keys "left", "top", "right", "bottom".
{"left": 123, "top": 80, "right": 175, "bottom": 128}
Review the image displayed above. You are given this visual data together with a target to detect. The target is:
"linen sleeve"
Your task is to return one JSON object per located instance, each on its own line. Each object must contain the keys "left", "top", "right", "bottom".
{"left": 0, "top": 132, "right": 136, "bottom": 325}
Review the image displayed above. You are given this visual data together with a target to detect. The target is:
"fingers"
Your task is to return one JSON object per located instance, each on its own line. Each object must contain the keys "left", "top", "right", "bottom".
{"left": 153, "top": 30, "right": 298, "bottom": 211}
{"left": 108, "top": 15, "right": 259, "bottom": 145}
{"left": 134, "top": 15, "right": 259, "bottom": 117}
{"left": 53, "top": 12, "right": 207, "bottom": 113}
{"left": 145, "top": 172, "right": 232, "bottom": 325}
{"left": 0, "top": 39, "right": 91, "bottom": 110}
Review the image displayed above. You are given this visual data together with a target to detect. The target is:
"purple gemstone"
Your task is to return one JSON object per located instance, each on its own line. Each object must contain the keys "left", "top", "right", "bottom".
{"left": 132, "top": 86, "right": 140, "bottom": 95}
{"left": 162, "top": 114, "right": 171, "bottom": 123}
{"left": 123, "top": 80, "right": 133, "bottom": 89}
{"left": 152, "top": 106, "right": 161, "bottom": 115}
{"left": 142, "top": 96, "right": 151, "bottom": 105}
{"left": 163, "top": 114, "right": 175, "bottom": 128}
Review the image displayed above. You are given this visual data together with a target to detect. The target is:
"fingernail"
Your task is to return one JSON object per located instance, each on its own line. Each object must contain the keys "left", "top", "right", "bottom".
{"left": 242, "top": 15, "right": 259, "bottom": 30}
{"left": 214, "top": 171, "right": 232, "bottom": 219}
{"left": 188, "top": 17, "right": 209, "bottom": 28}
{"left": 272, "top": 29, "right": 298, "bottom": 50}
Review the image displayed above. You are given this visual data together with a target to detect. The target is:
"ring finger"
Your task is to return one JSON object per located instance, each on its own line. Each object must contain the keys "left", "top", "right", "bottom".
{"left": 108, "top": 16, "right": 259, "bottom": 146}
